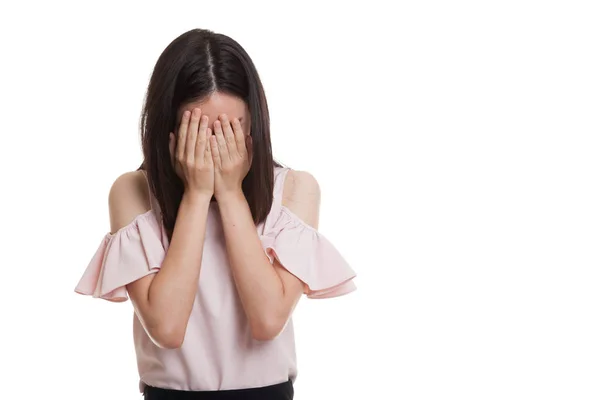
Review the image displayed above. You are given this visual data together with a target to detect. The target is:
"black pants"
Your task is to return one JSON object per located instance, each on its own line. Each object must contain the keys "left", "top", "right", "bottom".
{"left": 143, "top": 379, "right": 294, "bottom": 400}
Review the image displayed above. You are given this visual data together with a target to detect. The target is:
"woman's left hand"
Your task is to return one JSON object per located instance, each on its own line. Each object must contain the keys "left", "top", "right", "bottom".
{"left": 210, "top": 114, "right": 253, "bottom": 200}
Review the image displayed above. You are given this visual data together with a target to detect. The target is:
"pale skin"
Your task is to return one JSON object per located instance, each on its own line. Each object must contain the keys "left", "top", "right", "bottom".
{"left": 108, "top": 92, "right": 321, "bottom": 348}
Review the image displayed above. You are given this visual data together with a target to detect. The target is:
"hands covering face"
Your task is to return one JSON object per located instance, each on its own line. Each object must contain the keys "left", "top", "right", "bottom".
{"left": 169, "top": 108, "right": 252, "bottom": 199}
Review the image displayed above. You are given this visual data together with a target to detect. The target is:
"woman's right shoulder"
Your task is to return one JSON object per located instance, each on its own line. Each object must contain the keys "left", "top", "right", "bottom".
{"left": 108, "top": 170, "right": 152, "bottom": 235}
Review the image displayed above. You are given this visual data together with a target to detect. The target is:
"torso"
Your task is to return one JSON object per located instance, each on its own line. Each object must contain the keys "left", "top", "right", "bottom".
{"left": 134, "top": 166, "right": 298, "bottom": 392}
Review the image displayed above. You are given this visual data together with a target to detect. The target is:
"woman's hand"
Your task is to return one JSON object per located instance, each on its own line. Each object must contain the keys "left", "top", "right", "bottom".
{"left": 169, "top": 108, "right": 214, "bottom": 197}
{"left": 210, "top": 114, "right": 253, "bottom": 200}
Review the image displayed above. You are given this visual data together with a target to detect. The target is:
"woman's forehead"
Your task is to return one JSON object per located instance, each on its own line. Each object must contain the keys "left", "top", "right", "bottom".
{"left": 177, "top": 92, "right": 248, "bottom": 122}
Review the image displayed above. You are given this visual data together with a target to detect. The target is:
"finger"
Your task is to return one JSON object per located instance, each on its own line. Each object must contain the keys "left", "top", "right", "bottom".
{"left": 210, "top": 135, "right": 221, "bottom": 168}
{"left": 213, "top": 120, "right": 230, "bottom": 163}
{"left": 219, "top": 114, "right": 237, "bottom": 156}
{"left": 195, "top": 115, "right": 209, "bottom": 163}
{"left": 186, "top": 108, "right": 201, "bottom": 163}
{"left": 204, "top": 127, "right": 213, "bottom": 164}
{"left": 177, "top": 111, "right": 191, "bottom": 162}
{"left": 232, "top": 118, "right": 247, "bottom": 157}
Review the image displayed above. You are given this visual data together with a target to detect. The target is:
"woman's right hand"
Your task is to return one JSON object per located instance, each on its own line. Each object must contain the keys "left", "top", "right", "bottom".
{"left": 169, "top": 108, "right": 214, "bottom": 197}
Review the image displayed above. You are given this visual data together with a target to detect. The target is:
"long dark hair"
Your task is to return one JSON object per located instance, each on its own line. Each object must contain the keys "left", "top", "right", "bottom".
{"left": 137, "top": 28, "right": 285, "bottom": 241}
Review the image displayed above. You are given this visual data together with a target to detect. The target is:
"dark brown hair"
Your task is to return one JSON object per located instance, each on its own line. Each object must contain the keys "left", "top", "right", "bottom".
{"left": 137, "top": 28, "right": 285, "bottom": 240}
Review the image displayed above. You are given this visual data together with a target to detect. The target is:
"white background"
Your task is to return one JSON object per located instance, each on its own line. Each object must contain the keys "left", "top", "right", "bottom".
{"left": 0, "top": 1, "right": 599, "bottom": 399}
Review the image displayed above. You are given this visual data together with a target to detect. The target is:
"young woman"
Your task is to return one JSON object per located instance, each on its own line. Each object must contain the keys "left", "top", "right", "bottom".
{"left": 74, "top": 28, "right": 357, "bottom": 400}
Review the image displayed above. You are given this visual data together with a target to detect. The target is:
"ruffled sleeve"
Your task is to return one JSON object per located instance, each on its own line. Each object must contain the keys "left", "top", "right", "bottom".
{"left": 74, "top": 210, "right": 166, "bottom": 302}
{"left": 259, "top": 205, "right": 357, "bottom": 299}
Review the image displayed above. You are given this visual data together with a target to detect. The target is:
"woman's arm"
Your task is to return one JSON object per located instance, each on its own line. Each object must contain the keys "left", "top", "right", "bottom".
{"left": 218, "top": 170, "right": 319, "bottom": 341}
{"left": 109, "top": 171, "right": 212, "bottom": 349}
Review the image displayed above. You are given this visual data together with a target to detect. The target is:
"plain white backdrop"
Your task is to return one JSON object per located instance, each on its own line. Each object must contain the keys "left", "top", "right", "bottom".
{"left": 0, "top": 1, "right": 599, "bottom": 399}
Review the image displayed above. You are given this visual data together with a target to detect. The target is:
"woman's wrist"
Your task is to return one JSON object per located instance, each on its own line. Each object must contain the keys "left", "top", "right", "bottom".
{"left": 182, "top": 190, "right": 213, "bottom": 206}
{"left": 215, "top": 188, "right": 245, "bottom": 205}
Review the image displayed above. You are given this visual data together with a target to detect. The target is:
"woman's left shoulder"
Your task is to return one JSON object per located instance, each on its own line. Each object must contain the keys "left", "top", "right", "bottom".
{"left": 281, "top": 168, "right": 321, "bottom": 229}
{"left": 282, "top": 169, "right": 321, "bottom": 203}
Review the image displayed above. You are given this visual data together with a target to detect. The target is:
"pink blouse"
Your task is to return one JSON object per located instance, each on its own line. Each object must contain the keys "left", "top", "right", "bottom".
{"left": 74, "top": 166, "right": 357, "bottom": 393}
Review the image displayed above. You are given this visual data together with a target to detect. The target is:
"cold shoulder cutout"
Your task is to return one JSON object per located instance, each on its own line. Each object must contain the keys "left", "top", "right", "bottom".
{"left": 258, "top": 168, "right": 357, "bottom": 299}
{"left": 75, "top": 170, "right": 168, "bottom": 302}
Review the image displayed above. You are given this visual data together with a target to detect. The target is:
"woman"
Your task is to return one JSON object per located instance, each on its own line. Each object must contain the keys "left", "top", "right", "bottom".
{"left": 74, "top": 28, "right": 357, "bottom": 399}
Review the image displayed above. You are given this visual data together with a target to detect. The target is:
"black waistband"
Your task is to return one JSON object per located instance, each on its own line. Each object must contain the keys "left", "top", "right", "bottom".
{"left": 143, "top": 378, "right": 294, "bottom": 400}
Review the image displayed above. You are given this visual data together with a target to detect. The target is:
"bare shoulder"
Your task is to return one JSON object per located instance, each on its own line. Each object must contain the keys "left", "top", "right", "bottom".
{"left": 108, "top": 170, "right": 152, "bottom": 234}
{"left": 282, "top": 169, "right": 321, "bottom": 229}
